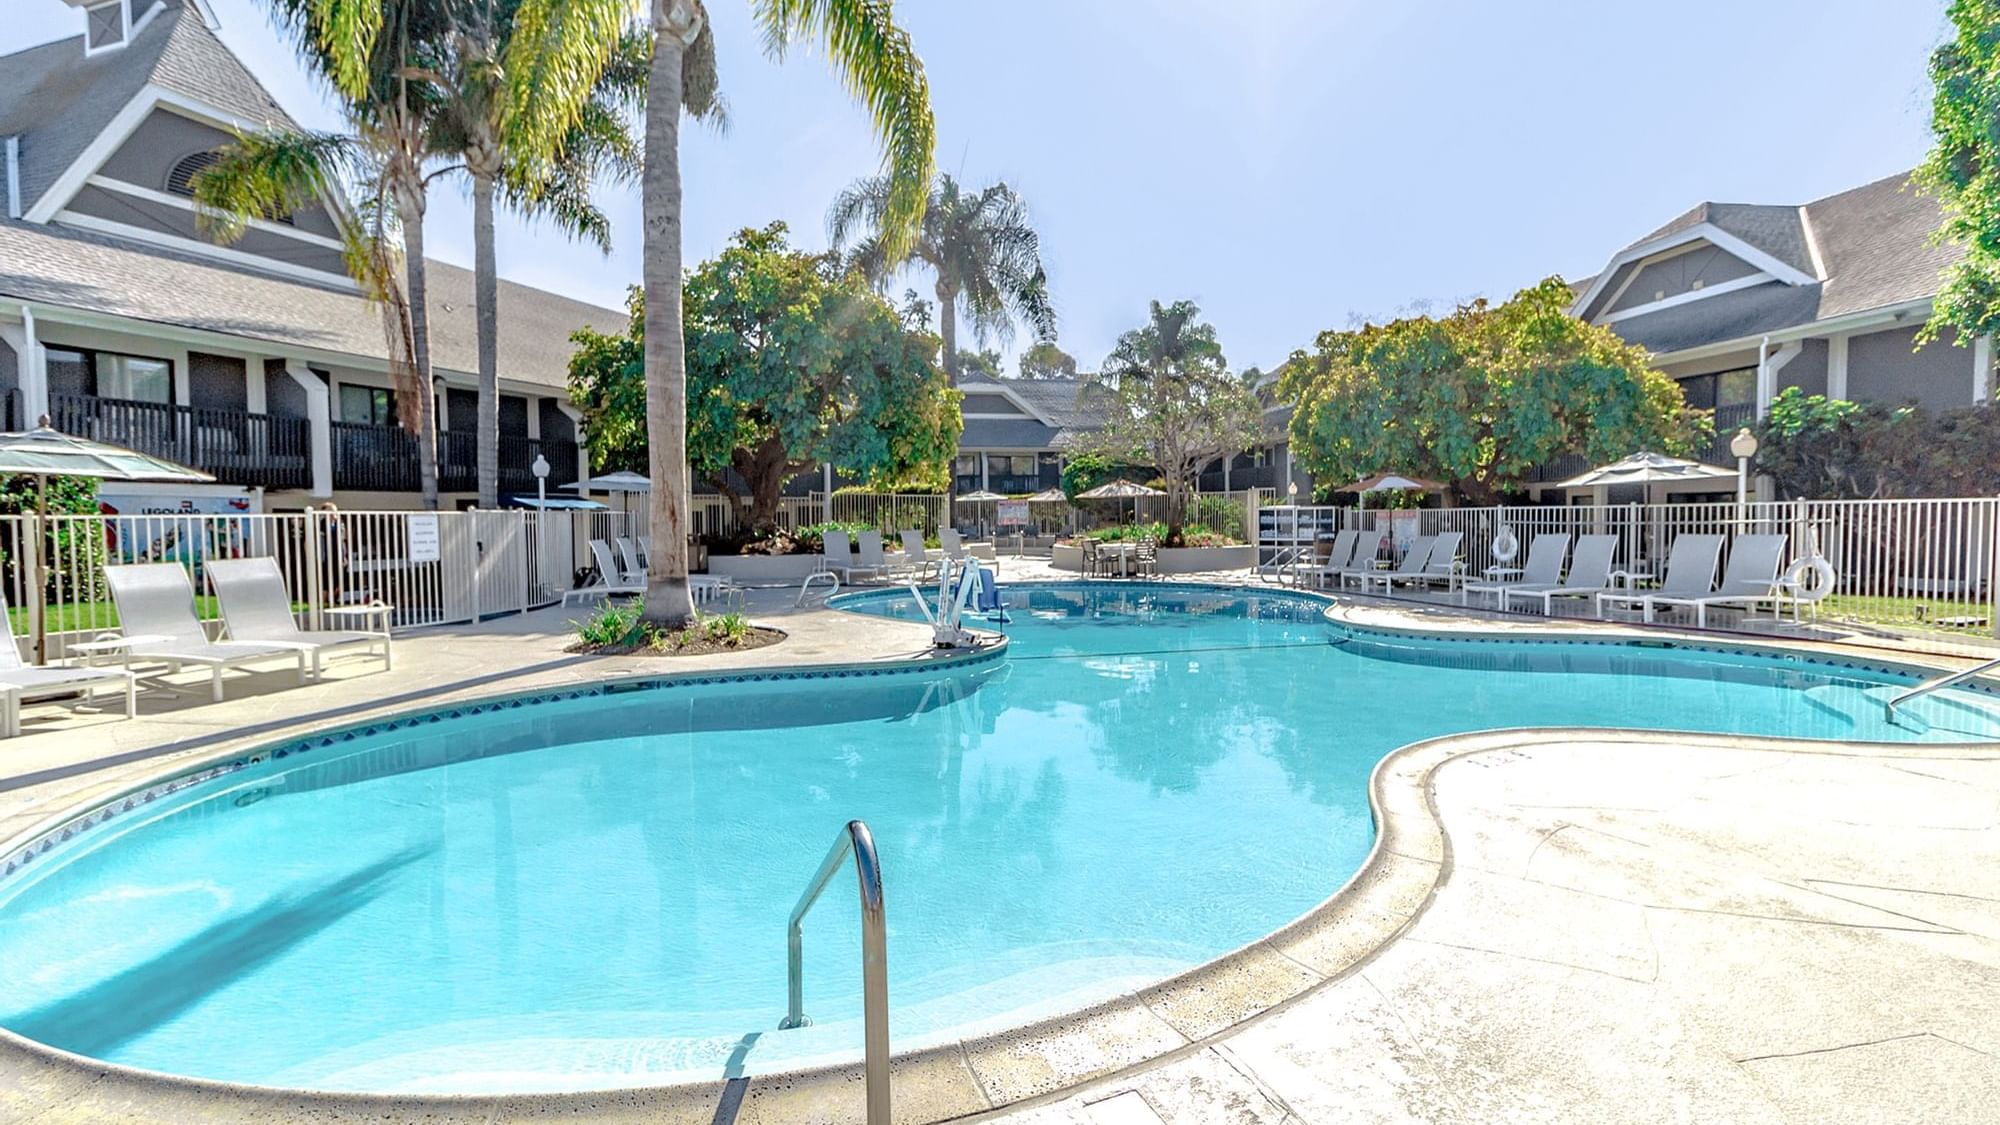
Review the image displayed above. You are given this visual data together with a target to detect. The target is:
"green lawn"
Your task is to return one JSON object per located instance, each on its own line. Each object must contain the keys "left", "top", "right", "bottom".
{"left": 1822, "top": 594, "right": 1994, "bottom": 634}
{"left": 7, "top": 596, "right": 226, "bottom": 637}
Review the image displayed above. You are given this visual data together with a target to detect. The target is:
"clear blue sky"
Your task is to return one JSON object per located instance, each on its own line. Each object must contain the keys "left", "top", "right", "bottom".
{"left": 8, "top": 1, "right": 1952, "bottom": 374}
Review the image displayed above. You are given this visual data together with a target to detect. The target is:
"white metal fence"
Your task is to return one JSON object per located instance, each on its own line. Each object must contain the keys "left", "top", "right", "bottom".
{"left": 1261, "top": 498, "right": 2000, "bottom": 640}
{"left": 1, "top": 508, "right": 639, "bottom": 661}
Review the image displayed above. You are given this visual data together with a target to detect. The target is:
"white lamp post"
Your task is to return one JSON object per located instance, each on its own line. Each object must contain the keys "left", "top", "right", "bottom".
{"left": 1287, "top": 480, "right": 1299, "bottom": 506}
{"left": 531, "top": 453, "right": 550, "bottom": 506}
{"left": 1729, "top": 427, "right": 1759, "bottom": 513}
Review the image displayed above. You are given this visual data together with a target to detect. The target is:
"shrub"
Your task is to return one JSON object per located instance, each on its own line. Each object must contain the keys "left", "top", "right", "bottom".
{"left": 574, "top": 599, "right": 644, "bottom": 647}
{"left": 1756, "top": 387, "right": 1999, "bottom": 498}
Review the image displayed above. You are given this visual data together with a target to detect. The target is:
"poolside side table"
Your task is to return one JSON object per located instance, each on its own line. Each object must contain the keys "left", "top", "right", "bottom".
{"left": 324, "top": 602, "right": 395, "bottom": 635}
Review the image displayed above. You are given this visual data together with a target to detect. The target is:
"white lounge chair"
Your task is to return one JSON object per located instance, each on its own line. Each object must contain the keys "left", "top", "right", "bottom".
{"left": 1461, "top": 533, "right": 1569, "bottom": 605}
{"left": 1502, "top": 534, "right": 1619, "bottom": 614}
{"left": 1402, "top": 530, "right": 1464, "bottom": 590}
{"left": 1645, "top": 534, "right": 1790, "bottom": 627}
{"left": 615, "top": 537, "right": 647, "bottom": 583}
{"left": 819, "top": 530, "right": 888, "bottom": 584}
{"left": 103, "top": 564, "right": 308, "bottom": 702}
{"left": 564, "top": 540, "right": 645, "bottom": 605}
{"left": 897, "top": 530, "right": 937, "bottom": 581}
{"left": 1595, "top": 533, "right": 1723, "bottom": 620}
{"left": 206, "top": 557, "right": 392, "bottom": 679}
{"left": 940, "top": 529, "right": 997, "bottom": 563}
{"left": 1331, "top": 530, "right": 1389, "bottom": 587}
{"left": 1353, "top": 535, "right": 1437, "bottom": 594}
{"left": 856, "top": 531, "right": 896, "bottom": 581}
{"left": 1299, "top": 530, "right": 1359, "bottom": 589}
{"left": 0, "top": 594, "right": 136, "bottom": 738}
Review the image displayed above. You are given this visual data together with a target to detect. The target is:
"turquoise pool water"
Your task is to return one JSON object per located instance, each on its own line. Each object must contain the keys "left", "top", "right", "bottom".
{"left": 0, "top": 582, "right": 1994, "bottom": 1094}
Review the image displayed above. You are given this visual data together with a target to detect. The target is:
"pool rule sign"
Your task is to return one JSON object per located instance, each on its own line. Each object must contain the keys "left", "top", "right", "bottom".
{"left": 407, "top": 513, "right": 441, "bottom": 563}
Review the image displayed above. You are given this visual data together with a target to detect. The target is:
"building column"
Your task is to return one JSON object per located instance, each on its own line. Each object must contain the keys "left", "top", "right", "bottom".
{"left": 285, "top": 360, "right": 333, "bottom": 497}
{"left": 1975, "top": 335, "right": 1993, "bottom": 405}
{"left": 1827, "top": 335, "right": 1850, "bottom": 400}
{"left": 6, "top": 307, "right": 49, "bottom": 423}
{"left": 980, "top": 451, "right": 990, "bottom": 492}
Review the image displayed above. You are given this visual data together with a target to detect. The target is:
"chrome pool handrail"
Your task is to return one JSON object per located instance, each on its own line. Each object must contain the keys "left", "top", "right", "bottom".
{"left": 1885, "top": 655, "right": 2000, "bottom": 720}
{"left": 779, "top": 818, "right": 889, "bottom": 1124}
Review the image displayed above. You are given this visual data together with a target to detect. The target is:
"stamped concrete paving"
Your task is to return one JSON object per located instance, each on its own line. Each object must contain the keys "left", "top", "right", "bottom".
{"left": 989, "top": 734, "right": 2000, "bottom": 1124}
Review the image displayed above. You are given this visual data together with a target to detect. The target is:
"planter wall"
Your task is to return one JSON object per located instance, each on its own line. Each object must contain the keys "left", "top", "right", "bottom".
{"left": 1049, "top": 544, "right": 1084, "bottom": 572}
{"left": 707, "top": 554, "right": 826, "bottom": 583}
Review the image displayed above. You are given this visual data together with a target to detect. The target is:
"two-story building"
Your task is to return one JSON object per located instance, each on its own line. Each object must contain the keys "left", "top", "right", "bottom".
{"left": 1540, "top": 169, "right": 1989, "bottom": 501}
{"left": 0, "top": 0, "right": 622, "bottom": 513}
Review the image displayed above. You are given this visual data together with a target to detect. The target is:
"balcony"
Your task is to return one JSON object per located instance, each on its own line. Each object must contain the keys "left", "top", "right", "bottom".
{"left": 333, "top": 423, "right": 581, "bottom": 496}
{"left": 47, "top": 393, "right": 312, "bottom": 489}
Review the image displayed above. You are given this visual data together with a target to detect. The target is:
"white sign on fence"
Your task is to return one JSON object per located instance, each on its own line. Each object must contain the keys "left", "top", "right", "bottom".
{"left": 406, "top": 513, "right": 441, "bottom": 563}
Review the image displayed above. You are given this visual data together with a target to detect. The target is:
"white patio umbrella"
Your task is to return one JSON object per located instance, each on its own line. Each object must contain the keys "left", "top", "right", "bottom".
{"left": 1337, "top": 471, "right": 1446, "bottom": 509}
{"left": 0, "top": 423, "right": 214, "bottom": 661}
{"left": 1556, "top": 451, "right": 1738, "bottom": 572}
{"left": 1077, "top": 479, "right": 1164, "bottom": 525}
{"left": 954, "top": 489, "right": 1006, "bottom": 536}
{"left": 562, "top": 469, "right": 650, "bottom": 513}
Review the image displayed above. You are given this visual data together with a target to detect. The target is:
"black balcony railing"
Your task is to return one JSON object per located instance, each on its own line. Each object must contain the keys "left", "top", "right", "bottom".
{"left": 48, "top": 393, "right": 312, "bottom": 488}
{"left": 335, "top": 423, "right": 581, "bottom": 496}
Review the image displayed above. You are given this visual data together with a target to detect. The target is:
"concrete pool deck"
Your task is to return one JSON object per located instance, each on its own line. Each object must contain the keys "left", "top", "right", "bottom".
{"left": 1, "top": 568, "right": 1997, "bottom": 1123}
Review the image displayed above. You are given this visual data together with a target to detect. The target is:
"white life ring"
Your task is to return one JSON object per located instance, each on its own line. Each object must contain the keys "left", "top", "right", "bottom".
{"left": 1784, "top": 555, "right": 1837, "bottom": 603}
{"left": 1491, "top": 524, "right": 1519, "bottom": 565}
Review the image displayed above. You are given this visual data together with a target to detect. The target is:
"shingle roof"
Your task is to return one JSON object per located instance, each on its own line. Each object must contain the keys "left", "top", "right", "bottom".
{"left": 0, "top": 1, "right": 293, "bottom": 217}
{"left": 954, "top": 378, "right": 1109, "bottom": 449}
{"left": 1636, "top": 201, "right": 1815, "bottom": 278}
{"left": 1803, "top": 171, "right": 1958, "bottom": 319}
{"left": 0, "top": 216, "right": 624, "bottom": 389}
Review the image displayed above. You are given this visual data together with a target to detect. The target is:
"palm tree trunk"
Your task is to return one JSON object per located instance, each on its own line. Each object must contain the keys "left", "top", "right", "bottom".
{"left": 400, "top": 190, "right": 441, "bottom": 511}
{"left": 937, "top": 278, "right": 959, "bottom": 383}
{"left": 642, "top": 2, "right": 697, "bottom": 627}
{"left": 473, "top": 170, "right": 500, "bottom": 509}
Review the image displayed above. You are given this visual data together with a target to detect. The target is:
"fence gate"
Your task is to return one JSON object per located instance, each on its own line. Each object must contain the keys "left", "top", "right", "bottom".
{"left": 473, "top": 510, "right": 529, "bottom": 620}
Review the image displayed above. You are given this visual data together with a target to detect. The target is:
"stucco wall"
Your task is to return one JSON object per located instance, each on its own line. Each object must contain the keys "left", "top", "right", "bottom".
{"left": 188, "top": 352, "right": 247, "bottom": 411}
{"left": 1779, "top": 338, "right": 1829, "bottom": 399}
{"left": 1848, "top": 325, "right": 1975, "bottom": 412}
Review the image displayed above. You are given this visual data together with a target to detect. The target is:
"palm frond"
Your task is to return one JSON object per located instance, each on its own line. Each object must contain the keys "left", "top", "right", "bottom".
{"left": 191, "top": 129, "right": 357, "bottom": 242}
{"left": 757, "top": 0, "right": 934, "bottom": 258}
{"left": 307, "top": 0, "right": 385, "bottom": 99}
{"left": 502, "top": 0, "right": 640, "bottom": 168}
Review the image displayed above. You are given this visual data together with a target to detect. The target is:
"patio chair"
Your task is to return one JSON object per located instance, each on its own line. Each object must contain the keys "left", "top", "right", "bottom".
{"left": 1460, "top": 533, "right": 1569, "bottom": 605}
{"left": 1081, "top": 537, "right": 1102, "bottom": 578}
{"left": 897, "top": 530, "right": 938, "bottom": 582}
{"left": 564, "top": 540, "right": 645, "bottom": 605}
{"left": 1501, "top": 534, "right": 1619, "bottom": 614}
{"left": 1402, "top": 530, "right": 1465, "bottom": 590}
{"left": 819, "top": 530, "right": 888, "bottom": 584}
{"left": 1134, "top": 537, "right": 1159, "bottom": 579}
{"left": 206, "top": 557, "right": 392, "bottom": 680}
{"left": 856, "top": 531, "right": 897, "bottom": 581}
{"left": 1331, "top": 529, "right": 1389, "bottom": 587}
{"left": 103, "top": 564, "right": 308, "bottom": 703}
{"left": 1299, "top": 530, "right": 1358, "bottom": 589}
{"left": 1352, "top": 535, "right": 1437, "bottom": 595}
{"left": 0, "top": 594, "right": 136, "bottom": 738}
{"left": 615, "top": 537, "right": 647, "bottom": 583}
{"left": 1595, "top": 533, "right": 1723, "bottom": 620}
{"left": 1644, "top": 534, "right": 1790, "bottom": 627}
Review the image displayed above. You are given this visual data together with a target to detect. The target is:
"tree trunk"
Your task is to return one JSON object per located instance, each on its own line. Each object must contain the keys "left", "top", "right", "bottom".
{"left": 399, "top": 190, "right": 440, "bottom": 511}
{"left": 472, "top": 170, "right": 500, "bottom": 509}
{"left": 937, "top": 278, "right": 959, "bottom": 383}
{"left": 731, "top": 436, "right": 792, "bottom": 534}
{"left": 642, "top": 3, "right": 697, "bottom": 627}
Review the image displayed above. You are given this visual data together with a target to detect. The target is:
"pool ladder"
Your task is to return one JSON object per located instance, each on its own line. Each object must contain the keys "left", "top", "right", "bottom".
{"left": 1884, "top": 655, "right": 2000, "bottom": 720}
{"left": 779, "top": 819, "right": 890, "bottom": 1124}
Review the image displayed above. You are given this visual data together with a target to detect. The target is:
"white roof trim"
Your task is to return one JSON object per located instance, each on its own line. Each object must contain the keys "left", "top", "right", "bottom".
{"left": 53, "top": 209, "right": 358, "bottom": 288}
{"left": 954, "top": 380, "right": 1054, "bottom": 425}
{"left": 1646, "top": 297, "right": 1935, "bottom": 365}
{"left": 1798, "top": 204, "right": 1827, "bottom": 281}
{"left": 1571, "top": 221, "right": 1818, "bottom": 320}
{"left": 1597, "top": 272, "right": 1777, "bottom": 325}
{"left": 23, "top": 85, "right": 281, "bottom": 225}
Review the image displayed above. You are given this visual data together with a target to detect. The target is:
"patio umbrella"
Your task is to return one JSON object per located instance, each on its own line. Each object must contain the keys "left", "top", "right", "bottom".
{"left": 1553, "top": 450, "right": 1735, "bottom": 494}
{"left": 1023, "top": 487, "right": 1072, "bottom": 535}
{"left": 1337, "top": 472, "right": 1446, "bottom": 508}
{"left": 562, "top": 469, "right": 650, "bottom": 514}
{"left": 1077, "top": 479, "right": 1164, "bottom": 525}
{"left": 0, "top": 423, "right": 214, "bottom": 662}
{"left": 954, "top": 489, "right": 1006, "bottom": 536}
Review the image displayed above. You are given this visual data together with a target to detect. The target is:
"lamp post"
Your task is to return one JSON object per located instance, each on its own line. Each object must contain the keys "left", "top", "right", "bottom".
{"left": 531, "top": 453, "right": 550, "bottom": 507}
{"left": 1730, "top": 427, "right": 1759, "bottom": 518}
{"left": 1287, "top": 480, "right": 1299, "bottom": 506}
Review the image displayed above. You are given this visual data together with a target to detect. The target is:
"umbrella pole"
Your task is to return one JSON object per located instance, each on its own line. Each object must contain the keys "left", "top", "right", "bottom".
{"left": 31, "top": 473, "right": 47, "bottom": 665}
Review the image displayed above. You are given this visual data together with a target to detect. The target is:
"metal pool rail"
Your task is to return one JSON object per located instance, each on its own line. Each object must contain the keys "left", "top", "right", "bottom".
{"left": 779, "top": 818, "right": 890, "bottom": 1124}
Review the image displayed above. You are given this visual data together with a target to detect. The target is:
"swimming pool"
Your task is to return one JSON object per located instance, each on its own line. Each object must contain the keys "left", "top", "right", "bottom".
{"left": 0, "top": 582, "right": 1994, "bottom": 1095}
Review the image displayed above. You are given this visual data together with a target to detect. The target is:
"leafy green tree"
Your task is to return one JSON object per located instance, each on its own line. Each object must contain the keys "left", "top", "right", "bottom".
{"left": 567, "top": 223, "right": 961, "bottom": 533}
{"left": 198, "top": 0, "right": 452, "bottom": 507}
{"left": 1917, "top": 0, "right": 2000, "bottom": 343}
{"left": 830, "top": 173, "right": 1054, "bottom": 382}
{"left": 0, "top": 476, "right": 101, "bottom": 602}
{"left": 1756, "top": 385, "right": 2000, "bottom": 498}
{"left": 1017, "top": 341, "right": 1077, "bottom": 380}
{"left": 1079, "top": 300, "right": 1262, "bottom": 544}
{"left": 610, "top": 0, "right": 934, "bottom": 627}
{"left": 954, "top": 348, "right": 1004, "bottom": 380}
{"left": 1279, "top": 277, "right": 1701, "bottom": 503}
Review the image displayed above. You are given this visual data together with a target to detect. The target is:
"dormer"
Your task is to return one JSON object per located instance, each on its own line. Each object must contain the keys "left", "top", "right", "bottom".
{"left": 68, "top": 0, "right": 181, "bottom": 56}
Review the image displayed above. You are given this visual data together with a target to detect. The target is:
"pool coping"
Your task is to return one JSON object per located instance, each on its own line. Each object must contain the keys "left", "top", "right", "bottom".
{"left": 4, "top": 586, "right": 1999, "bottom": 1124}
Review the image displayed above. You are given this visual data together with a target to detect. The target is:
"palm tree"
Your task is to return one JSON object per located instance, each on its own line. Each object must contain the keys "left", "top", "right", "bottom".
{"left": 610, "top": 0, "right": 933, "bottom": 628}
{"left": 430, "top": 4, "right": 648, "bottom": 507}
{"left": 198, "top": 0, "right": 454, "bottom": 508}
{"left": 828, "top": 173, "right": 1055, "bottom": 383}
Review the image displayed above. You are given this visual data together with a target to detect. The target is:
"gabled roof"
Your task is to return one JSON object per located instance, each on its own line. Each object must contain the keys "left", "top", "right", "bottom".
{"left": 1636, "top": 202, "right": 1817, "bottom": 279}
{"left": 0, "top": 215, "right": 624, "bottom": 389}
{"left": 0, "top": 1, "right": 292, "bottom": 219}
{"left": 954, "top": 377, "right": 1110, "bottom": 450}
{"left": 1804, "top": 172, "right": 1960, "bottom": 320}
